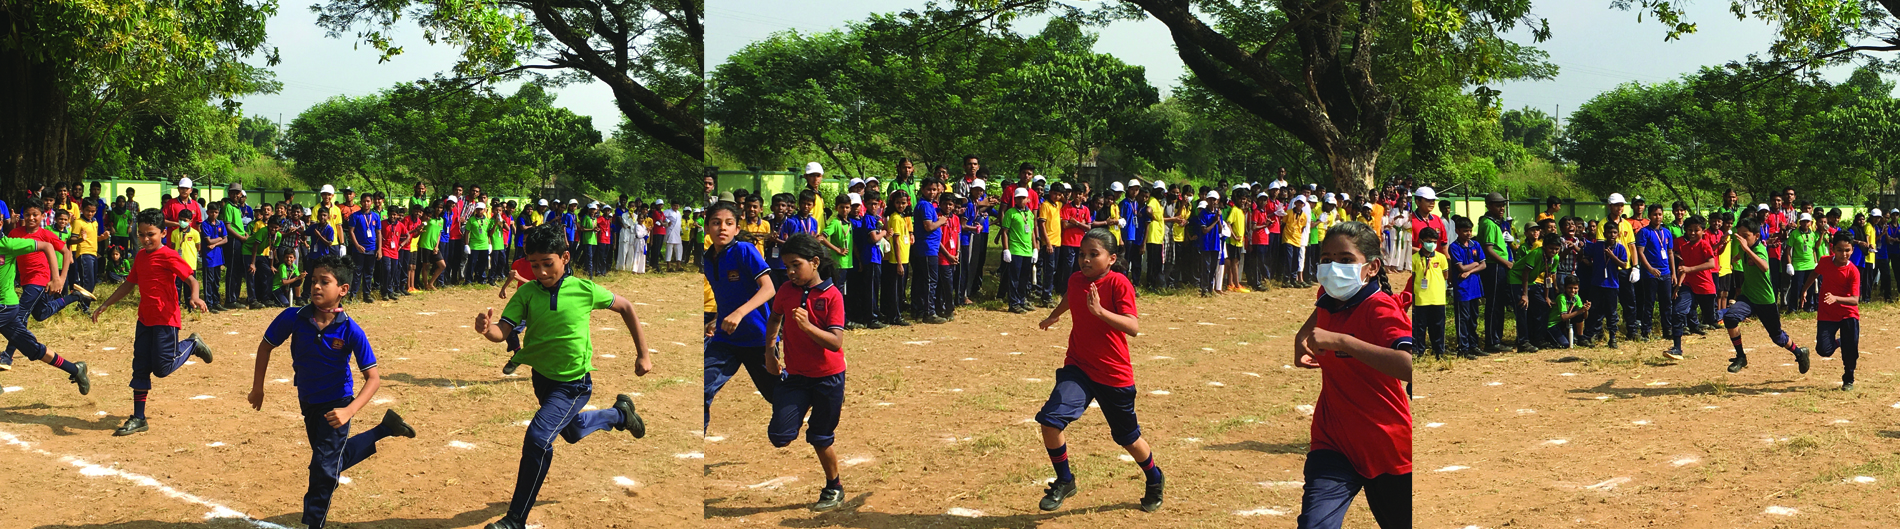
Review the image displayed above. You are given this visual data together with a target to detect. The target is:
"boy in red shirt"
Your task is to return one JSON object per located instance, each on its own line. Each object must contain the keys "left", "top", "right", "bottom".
{"left": 91, "top": 209, "right": 214, "bottom": 436}
{"left": 1671, "top": 217, "right": 1720, "bottom": 343}
{"left": 379, "top": 205, "right": 408, "bottom": 300}
{"left": 1058, "top": 187, "right": 1092, "bottom": 295}
{"left": 936, "top": 193, "right": 962, "bottom": 321}
{"left": 1802, "top": 233, "right": 1861, "bottom": 390}
{"left": 1292, "top": 221, "right": 1412, "bottom": 528}
{"left": 762, "top": 233, "right": 849, "bottom": 512}
{"left": 1033, "top": 228, "right": 1163, "bottom": 513}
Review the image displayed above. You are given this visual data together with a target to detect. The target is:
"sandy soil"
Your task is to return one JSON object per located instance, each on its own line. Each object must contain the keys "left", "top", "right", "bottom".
{"left": 0, "top": 271, "right": 702, "bottom": 529}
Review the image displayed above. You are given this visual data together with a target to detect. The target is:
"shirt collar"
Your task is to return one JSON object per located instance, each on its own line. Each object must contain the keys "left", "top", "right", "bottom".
{"left": 1315, "top": 282, "right": 1380, "bottom": 313}
{"left": 297, "top": 305, "right": 353, "bottom": 331}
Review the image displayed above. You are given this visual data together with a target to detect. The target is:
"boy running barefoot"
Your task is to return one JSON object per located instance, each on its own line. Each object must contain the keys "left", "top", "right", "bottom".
{"left": 761, "top": 233, "right": 852, "bottom": 512}
{"left": 91, "top": 209, "right": 214, "bottom": 436}
{"left": 1292, "top": 221, "right": 1411, "bottom": 529}
{"left": 1034, "top": 228, "right": 1164, "bottom": 513}
{"left": 473, "top": 224, "right": 651, "bottom": 529}
{"left": 0, "top": 226, "right": 91, "bottom": 393}
{"left": 247, "top": 255, "right": 417, "bottom": 529}
{"left": 1721, "top": 217, "right": 1812, "bottom": 374}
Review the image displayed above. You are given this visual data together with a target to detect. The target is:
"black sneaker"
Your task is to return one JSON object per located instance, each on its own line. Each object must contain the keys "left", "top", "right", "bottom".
{"left": 379, "top": 409, "right": 417, "bottom": 438}
{"left": 70, "top": 361, "right": 90, "bottom": 395}
{"left": 187, "top": 334, "right": 213, "bottom": 363}
{"left": 1727, "top": 355, "right": 1748, "bottom": 373}
{"left": 887, "top": 318, "right": 911, "bottom": 327}
{"left": 922, "top": 316, "right": 948, "bottom": 325}
{"left": 1485, "top": 344, "right": 1510, "bottom": 354}
{"left": 1841, "top": 382, "right": 1855, "bottom": 391}
{"left": 0, "top": 355, "right": 12, "bottom": 371}
{"left": 248, "top": 301, "right": 265, "bottom": 310}
{"left": 843, "top": 322, "right": 864, "bottom": 331}
{"left": 1038, "top": 479, "right": 1078, "bottom": 511}
{"left": 812, "top": 487, "right": 844, "bottom": 512}
{"left": 484, "top": 516, "right": 526, "bottom": 529}
{"left": 613, "top": 394, "right": 646, "bottom": 439}
{"left": 1793, "top": 346, "right": 1810, "bottom": 374}
{"left": 1607, "top": 336, "right": 1619, "bottom": 349}
{"left": 865, "top": 321, "right": 887, "bottom": 330}
{"left": 113, "top": 417, "right": 149, "bottom": 436}
{"left": 1140, "top": 480, "right": 1164, "bottom": 512}
{"left": 502, "top": 362, "right": 520, "bottom": 375}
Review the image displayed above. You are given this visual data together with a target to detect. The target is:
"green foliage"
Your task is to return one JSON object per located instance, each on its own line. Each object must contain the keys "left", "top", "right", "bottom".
{"left": 1615, "top": 0, "right": 1898, "bottom": 68}
{"left": 1500, "top": 107, "right": 1559, "bottom": 159}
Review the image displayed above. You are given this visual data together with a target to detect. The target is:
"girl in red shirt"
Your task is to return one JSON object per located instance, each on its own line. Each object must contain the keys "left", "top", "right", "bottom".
{"left": 1292, "top": 221, "right": 1412, "bottom": 528}
{"left": 1033, "top": 228, "right": 1161, "bottom": 513}
{"left": 762, "top": 233, "right": 849, "bottom": 512}
{"left": 1801, "top": 233, "right": 1861, "bottom": 390}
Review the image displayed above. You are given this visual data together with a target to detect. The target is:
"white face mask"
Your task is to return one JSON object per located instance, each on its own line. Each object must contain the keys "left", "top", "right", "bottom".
{"left": 1423, "top": 242, "right": 1438, "bottom": 253}
{"left": 1318, "top": 262, "right": 1368, "bottom": 300}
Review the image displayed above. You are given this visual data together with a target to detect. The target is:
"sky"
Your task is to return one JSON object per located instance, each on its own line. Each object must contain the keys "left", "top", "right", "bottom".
{"left": 707, "top": 0, "right": 1896, "bottom": 125}
{"left": 234, "top": 6, "right": 622, "bottom": 133}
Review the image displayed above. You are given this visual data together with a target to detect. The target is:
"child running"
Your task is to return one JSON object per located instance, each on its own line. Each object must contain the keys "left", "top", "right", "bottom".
{"left": 0, "top": 225, "right": 91, "bottom": 393}
{"left": 703, "top": 201, "right": 778, "bottom": 432}
{"left": 1291, "top": 221, "right": 1411, "bottom": 529}
{"left": 247, "top": 255, "right": 417, "bottom": 529}
{"left": 90, "top": 209, "right": 215, "bottom": 436}
{"left": 473, "top": 223, "right": 650, "bottom": 529}
{"left": 1033, "top": 228, "right": 1164, "bottom": 513}
{"left": 1801, "top": 232, "right": 1860, "bottom": 390}
{"left": 760, "top": 232, "right": 851, "bottom": 511}
{"left": 1721, "top": 216, "right": 1811, "bottom": 374}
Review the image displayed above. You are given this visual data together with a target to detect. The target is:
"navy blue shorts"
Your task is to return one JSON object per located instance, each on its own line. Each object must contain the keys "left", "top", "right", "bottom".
{"left": 1722, "top": 298, "right": 1775, "bottom": 327}
{"left": 768, "top": 372, "right": 845, "bottom": 448}
{"left": 1036, "top": 365, "right": 1143, "bottom": 446}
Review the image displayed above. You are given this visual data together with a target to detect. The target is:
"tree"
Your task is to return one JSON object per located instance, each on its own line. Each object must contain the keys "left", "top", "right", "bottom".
{"left": 490, "top": 106, "right": 607, "bottom": 193}
{"left": 1617, "top": 0, "right": 1900, "bottom": 69}
{"left": 1, "top": 0, "right": 278, "bottom": 193}
{"left": 282, "top": 95, "right": 400, "bottom": 188}
{"left": 312, "top": 0, "right": 705, "bottom": 160}
{"left": 1501, "top": 107, "right": 1559, "bottom": 159}
{"left": 994, "top": 40, "right": 1159, "bottom": 174}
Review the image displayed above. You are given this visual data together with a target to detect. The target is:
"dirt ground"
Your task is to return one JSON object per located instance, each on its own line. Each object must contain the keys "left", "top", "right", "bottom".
{"left": 0, "top": 270, "right": 702, "bottom": 529}
{"left": 1413, "top": 273, "right": 1900, "bottom": 528}
{"left": 702, "top": 274, "right": 1388, "bottom": 529}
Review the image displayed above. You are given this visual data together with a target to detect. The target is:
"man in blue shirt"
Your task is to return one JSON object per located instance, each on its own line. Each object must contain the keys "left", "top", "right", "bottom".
{"left": 345, "top": 205, "right": 380, "bottom": 304}
{"left": 1583, "top": 221, "right": 1629, "bottom": 348}
{"left": 1634, "top": 204, "right": 1676, "bottom": 348}
{"left": 247, "top": 255, "right": 416, "bottom": 529}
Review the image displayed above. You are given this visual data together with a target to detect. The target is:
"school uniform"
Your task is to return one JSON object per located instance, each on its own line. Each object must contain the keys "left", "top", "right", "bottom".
{"left": 850, "top": 213, "right": 883, "bottom": 325}
{"left": 1723, "top": 241, "right": 1805, "bottom": 363}
{"left": 1410, "top": 251, "right": 1449, "bottom": 357}
{"left": 262, "top": 306, "right": 397, "bottom": 528}
{"left": 1475, "top": 215, "right": 1510, "bottom": 349}
{"left": 1635, "top": 225, "right": 1677, "bottom": 340}
{"left": 71, "top": 216, "right": 100, "bottom": 310}
{"left": 1814, "top": 257, "right": 1860, "bottom": 385}
{"left": 703, "top": 242, "right": 778, "bottom": 430}
{"left": 881, "top": 212, "right": 910, "bottom": 323}
{"left": 821, "top": 216, "right": 852, "bottom": 297}
{"left": 1674, "top": 235, "right": 1717, "bottom": 329}
{"left": 1042, "top": 201, "right": 1066, "bottom": 296}
{"left": 1195, "top": 209, "right": 1221, "bottom": 294}
{"left": 1583, "top": 240, "right": 1626, "bottom": 343}
{"left": 1057, "top": 203, "right": 1089, "bottom": 295}
{"left": 0, "top": 238, "right": 64, "bottom": 367}
{"left": 494, "top": 274, "right": 634, "bottom": 523}
{"left": 1037, "top": 271, "right": 1144, "bottom": 445}
{"left": 126, "top": 246, "right": 210, "bottom": 412}
{"left": 1300, "top": 283, "right": 1411, "bottom": 529}
{"left": 1001, "top": 207, "right": 1036, "bottom": 308}
{"left": 202, "top": 220, "right": 227, "bottom": 306}
{"left": 1506, "top": 247, "right": 1550, "bottom": 348}
{"left": 1447, "top": 239, "right": 1485, "bottom": 354}
{"left": 767, "top": 279, "right": 847, "bottom": 449}
{"left": 937, "top": 215, "right": 962, "bottom": 319}
{"left": 346, "top": 210, "right": 381, "bottom": 300}
{"left": 1546, "top": 291, "right": 1584, "bottom": 348}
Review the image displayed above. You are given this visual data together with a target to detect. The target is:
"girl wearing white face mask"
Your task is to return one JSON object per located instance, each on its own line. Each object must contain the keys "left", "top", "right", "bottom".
{"left": 1290, "top": 221, "right": 1413, "bottom": 529}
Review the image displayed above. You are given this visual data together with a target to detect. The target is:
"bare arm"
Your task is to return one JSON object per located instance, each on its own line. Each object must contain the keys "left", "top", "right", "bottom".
{"left": 324, "top": 367, "right": 381, "bottom": 428}
{"left": 246, "top": 338, "right": 276, "bottom": 410}
{"left": 1083, "top": 283, "right": 1139, "bottom": 336}
{"left": 794, "top": 308, "right": 845, "bottom": 351}
{"left": 609, "top": 295, "right": 653, "bottom": 376}
{"left": 90, "top": 280, "right": 139, "bottom": 322}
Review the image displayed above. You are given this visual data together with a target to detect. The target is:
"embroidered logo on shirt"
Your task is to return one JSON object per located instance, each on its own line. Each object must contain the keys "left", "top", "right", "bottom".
{"left": 727, "top": 270, "right": 740, "bottom": 282}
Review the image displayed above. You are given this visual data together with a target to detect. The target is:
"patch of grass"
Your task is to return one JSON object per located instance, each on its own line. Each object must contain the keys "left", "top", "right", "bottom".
{"left": 868, "top": 371, "right": 905, "bottom": 394}
{"left": 1776, "top": 435, "right": 1824, "bottom": 456}
{"left": 457, "top": 352, "right": 495, "bottom": 368}
{"left": 966, "top": 433, "right": 1010, "bottom": 455}
{"left": 1777, "top": 393, "right": 1825, "bottom": 414}
{"left": 1584, "top": 355, "right": 1642, "bottom": 370}
{"left": 1685, "top": 378, "right": 1731, "bottom": 397}
{"left": 956, "top": 391, "right": 1013, "bottom": 413}
{"left": 1206, "top": 415, "right": 1266, "bottom": 436}
{"left": 1809, "top": 454, "right": 1900, "bottom": 486}
{"left": 647, "top": 376, "right": 688, "bottom": 390}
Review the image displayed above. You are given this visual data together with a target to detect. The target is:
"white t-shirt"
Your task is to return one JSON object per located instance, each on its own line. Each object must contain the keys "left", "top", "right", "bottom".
{"left": 664, "top": 209, "right": 683, "bottom": 244}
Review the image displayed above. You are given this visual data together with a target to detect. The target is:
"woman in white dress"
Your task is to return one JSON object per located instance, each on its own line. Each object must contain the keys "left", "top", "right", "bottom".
{"left": 617, "top": 207, "right": 639, "bottom": 271}
{"left": 1388, "top": 209, "right": 1412, "bottom": 271}
{"left": 629, "top": 210, "right": 648, "bottom": 274}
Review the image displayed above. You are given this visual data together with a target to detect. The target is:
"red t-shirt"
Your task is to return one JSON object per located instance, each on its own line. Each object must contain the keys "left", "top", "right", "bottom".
{"left": 128, "top": 246, "right": 193, "bottom": 327}
{"left": 512, "top": 258, "right": 535, "bottom": 282}
{"left": 598, "top": 215, "right": 613, "bottom": 244}
{"left": 772, "top": 279, "right": 846, "bottom": 377}
{"left": 1249, "top": 209, "right": 1272, "bottom": 246}
{"left": 1411, "top": 214, "right": 1447, "bottom": 246}
{"left": 7, "top": 226, "right": 64, "bottom": 286}
{"left": 1061, "top": 205, "right": 1090, "bottom": 247}
{"left": 1064, "top": 271, "right": 1138, "bottom": 387}
{"left": 161, "top": 200, "right": 189, "bottom": 241}
{"left": 938, "top": 215, "right": 961, "bottom": 266}
{"left": 380, "top": 220, "right": 405, "bottom": 258}
{"left": 1267, "top": 200, "right": 1284, "bottom": 233}
{"left": 1764, "top": 212, "right": 1788, "bottom": 259}
{"left": 1311, "top": 289, "right": 1413, "bottom": 479}
{"left": 1674, "top": 236, "right": 1716, "bottom": 295}
{"left": 1815, "top": 257, "right": 1860, "bottom": 322}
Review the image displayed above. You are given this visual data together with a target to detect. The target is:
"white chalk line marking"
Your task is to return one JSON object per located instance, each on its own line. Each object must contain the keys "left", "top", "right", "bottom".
{"left": 1586, "top": 477, "right": 1630, "bottom": 490}
{"left": 612, "top": 476, "right": 638, "bottom": 488}
{"left": 0, "top": 429, "right": 289, "bottom": 527}
{"left": 946, "top": 507, "right": 986, "bottom": 517}
{"left": 747, "top": 476, "right": 798, "bottom": 490}
{"left": 1234, "top": 507, "right": 1289, "bottom": 516}
{"left": 447, "top": 440, "right": 477, "bottom": 449}
{"left": 673, "top": 452, "right": 704, "bottom": 459}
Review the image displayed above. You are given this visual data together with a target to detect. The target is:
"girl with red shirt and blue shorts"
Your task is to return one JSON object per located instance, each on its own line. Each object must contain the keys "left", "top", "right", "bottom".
{"left": 1033, "top": 228, "right": 1163, "bottom": 513}
{"left": 763, "top": 232, "right": 850, "bottom": 512}
{"left": 1292, "top": 221, "right": 1413, "bottom": 528}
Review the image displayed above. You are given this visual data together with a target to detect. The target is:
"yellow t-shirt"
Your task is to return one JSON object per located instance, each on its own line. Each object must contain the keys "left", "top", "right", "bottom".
{"left": 1367, "top": 203, "right": 1386, "bottom": 235}
{"left": 1107, "top": 207, "right": 1122, "bottom": 241}
{"left": 1146, "top": 198, "right": 1166, "bottom": 245}
{"left": 1171, "top": 203, "right": 1186, "bottom": 242}
{"left": 1716, "top": 232, "right": 1734, "bottom": 276}
{"left": 172, "top": 229, "right": 201, "bottom": 271}
{"left": 1411, "top": 251, "right": 1449, "bottom": 306}
{"left": 1599, "top": 218, "right": 1635, "bottom": 268}
{"left": 1225, "top": 206, "right": 1248, "bottom": 247}
{"left": 1040, "top": 202, "right": 1063, "bottom": 247}
{"left": 1285, "top": 209, "right": 1308, "bottom": 245}
{"left": 741, "top": 218, "right": 772, "bottom": 246}
{"left": 72, "top": 218, "right": 99, "bottom": 256}
{"left": 886, "top": 213, "right": 912, "bottom": 265}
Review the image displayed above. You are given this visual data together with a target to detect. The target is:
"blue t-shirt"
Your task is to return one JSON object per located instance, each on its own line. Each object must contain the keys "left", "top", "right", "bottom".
{"left": 1196, "top": 210, "right": 1222, "bottom": 252}
{"left": 1585, "top": 240, "right": 1627, "bottom": 289}
{"left": 263, "top": 306, "right": 377, "bottom": 403}
{"left": 705, "top": 242, "right": 771, "bottom": 347}
{"left": 307, "top": 224, "right": 336, "bottom": 257}
{"left": 561, "top": 212, "right": 577, "bottom": 241}
{"left": 851, "top": 215, "right": 882, "bottom": 265}
{"left": 348, "top": 211, "right": 380, "bottom": 248}
{"left": 1844, "top": 226, "right": 1868, "bottom": 264}
{"left": 1881, "top": 226, "right": 1897, "bottom": 259}
{"left": 1120, "top": 199, "right": 1142, "bottom": 241}
{"left": 916, "top": 202, "right": 941, "bottom": 256}
{"left": 779, "top": 214, "right": 819, "bottom": 240}
{"left": 202, "top": 220, "right": 226, "bottom": 268}
{"left": 1636, "top": 226, "right": 1674, "bottom": 278}
{"left": 1447, "top": 239, "right": 1485, "bottom": 301}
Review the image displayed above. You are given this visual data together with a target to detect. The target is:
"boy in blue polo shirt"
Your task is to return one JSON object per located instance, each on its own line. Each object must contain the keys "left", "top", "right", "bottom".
{"left": 474, "top": 223, "right": 651, "bottom": 529}
{"left": 703, "top": 201, "right": 778, "bottom": 432}
{"left": 1447, "top": 217, "right": 1487, "bottom": 357}
{"left": 201, "top": 208, "right": 228, "bottom": 313}
{"left": 247, "top": 255, "right": 416, "bottom": 529}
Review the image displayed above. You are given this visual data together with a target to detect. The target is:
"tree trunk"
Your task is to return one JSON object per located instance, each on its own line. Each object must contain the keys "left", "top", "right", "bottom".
{"left": 0, "top": 40, "right": 91, "bottom": 199}
{"left": 1323, "top": 141, "right": 1378, "bottom": 196}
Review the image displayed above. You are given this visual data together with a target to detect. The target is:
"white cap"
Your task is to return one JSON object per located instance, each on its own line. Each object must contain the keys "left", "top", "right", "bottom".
{"left": 1340, "top": 192, "right": 1350, "bottom": 202}
{"left": 847, "top": 193, "right": 863, "bottom": 205}
{"left": 446, "top": 195, "right": 459, "bottom": 202}
{"left": 1197, "top": 200, "right": 1208, "bottom": 208}
{"left": 538, "top": 199, "right": 548, "bottom": 206}
{"left": 320, "top": 184, "right": 336, "bottom": 194}
{"left": 1128, "top": 179, "right": 1141, "bottom": 188}
{"left": 1872, "top": 209, "right": 1883, "bottom": 217}
{"left": 651, "top": 198, "right": 661, "bottom": 205}
{"left": 1013, "top": 188, "right": 1030, "bottom": 199}
{"left": 866, "top": 176, "right": 879, "bottom": 183}
{"left": 1268, "top": 181, "right": 1282, "bottom": 190}
{"left": 302, "top": 206, "right": 312, "bottom": 215}
{"left": 1205, "top": 190, "right": 1220, "bottom": 200}
{"left": 177, "top": 177, "right": 193, "bottom": 189}
{"left": 1292, "top": 196, "right": 1308, "bottom": 205}
{"left": 804, "top": 162, "right": 824, "bottom": 175}
{"left": 1414, "top": 186, "right": 1437, "bottom": 200}
{"left": 1110, "top": 182, "right": 1124, "bottom": 192}
{"left": 1033, "top": 175, "right": 1046, "bottom": 183}
{"left": 1152, "top": 180, "right": 1166, "bottom": 189}
{"left": 474, "top": 202, "right": 487, "bottom": 210}
{"left": 971, "top": 178, "right": 986, "bottom": 189}
{"left": 568, "top": 198, "right": 579, "bottom": 205}
{"left": 1800, "top": 212, "right": 1814, "bottom": 222}
{"left": 1257, "top": 192, "right": 1269, "bottom": 198}
{"left": 1757, "top": 203, "right": 1769, "bottom": 211}
{"left": 1324, "top": 193, "right": 1337, "bottom": 205}
{"left": 1607, "top": 193, "right": 1626, "bottom": 205}
{"left": 849, "top": 178, "right": 864, "bottom": 187}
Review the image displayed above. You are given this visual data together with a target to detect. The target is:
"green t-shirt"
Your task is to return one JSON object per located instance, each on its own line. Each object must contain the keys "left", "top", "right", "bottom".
{"left": 1478, "top": 216, "right": 1508, "bottom": 261}
{"left": 224, "top": 203, "right": 249, "bottom": 238}
{"left": 1003, "top": 208, "right": 1035, "bottom": 257}
{"left": 1787, "top": 230, "right": 1819, "bottom": 271}
{"left": 1508, "top": 247, "right": 1547, "bottom": 285}
{"left": 420, "top": 218, "right": 443, "bottom": 251}
{"left": 112, "top": 209, "right": 132, "bottom": 237}
{"left": 50, "top": 229, "right": 69, "bottom": 268}
{"left": 500, "top": 276, "right": 615, "bottom": 382}
{"left": 466, "top": 217, "right": 493, "bottom": 251}
{"left": 1548, "top": 292, "right": 1583, "bottom": 328}
{"left": 278, "top": 260, "right": 301, "bottom": 285}
{"left": 1666, "top": 223, "right": 1684, "bottom": 239}
{"left": 578, "top": 216, "right": 596, "bottom": 245}
{"left": 1735, "top": 241, "right": 1775, "bottom": 304}
{"left": 822, "top": 218, "right": 853, "bottom": 269}
{"left": 0, "top": 238, "right": 40, "bottom": 305}
{"left": 247, "top": 220, "right": 273, "bottom": 253}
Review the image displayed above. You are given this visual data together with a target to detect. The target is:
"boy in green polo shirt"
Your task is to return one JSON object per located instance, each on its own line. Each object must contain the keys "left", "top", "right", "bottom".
{"left": 819, "top": 195, "right": 855, "bottom": 323}
{"left": 419, "top": 204, "right": 445, "bottom": 291}
{"left": 1000, "top": 188, "right": 1036, "bottom": 313}
{"left": 473, "top": 223, "right": 652, "bottom": 529}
